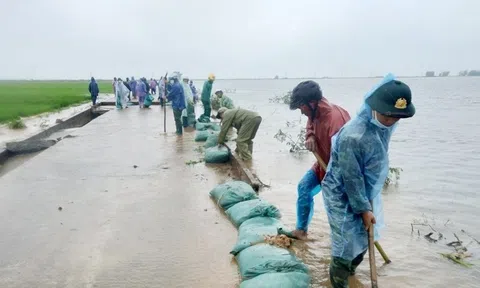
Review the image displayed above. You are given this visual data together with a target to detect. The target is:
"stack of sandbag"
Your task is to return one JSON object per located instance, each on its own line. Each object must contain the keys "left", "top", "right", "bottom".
{"left": 196, "top": 122, "right": 221, "bottom": 131}
{"left": 209, "top": 181, "right": 310, "bottom": 288}
{"left": 194, "top": 122, "right": 230, "bottom": 163}
{"left": 194, "top": 122, "right": 221, "bottom": 142}
{"left": 195, "top": 130, "right": 218, "bottom": 142}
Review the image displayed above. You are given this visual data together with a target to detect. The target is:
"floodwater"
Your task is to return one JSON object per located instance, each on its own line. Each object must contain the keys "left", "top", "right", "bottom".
{"left": 208, "top": 77, "right": 480, "bottom": 287}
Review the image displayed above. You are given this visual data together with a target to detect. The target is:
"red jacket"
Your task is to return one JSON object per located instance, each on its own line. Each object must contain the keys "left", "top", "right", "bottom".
{"left": 306, "top": 97, "right": 350, "bottom": 181}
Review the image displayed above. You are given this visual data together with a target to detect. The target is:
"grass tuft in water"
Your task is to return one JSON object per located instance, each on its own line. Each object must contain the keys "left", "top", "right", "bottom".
{"left": 7, "top": 118, "right": 26, "bottom": 129}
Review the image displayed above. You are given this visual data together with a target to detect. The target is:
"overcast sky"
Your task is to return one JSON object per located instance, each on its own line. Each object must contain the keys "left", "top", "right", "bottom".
{"left": 1, "top": 0, "right": 479, "bottom": 79}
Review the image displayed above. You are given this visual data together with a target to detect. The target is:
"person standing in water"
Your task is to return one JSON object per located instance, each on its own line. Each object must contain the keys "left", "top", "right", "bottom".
{"left": 129, "top": 76, "right": 137, "bottom": 100}
{"left": 166, "top": 76, "right": 186, "bottom": 135}
{"left": 181, "top": 75, "right": 196, "bottom": 127}
{"left": 322, "top": 75, "right": 415, "bottom": 287}
{"left": 288, "top": 80, "right": 350, "bottom": 240}
{"left": 216, "top": 107, "right": 262, "bottom": 161}
{"left": 150, "top": 78, "right": 157, "bottom": 95}
{"left": 200, "top": 73, "right": 215, "bottom": 119}
{"left": 189, "top": 80, "right": 198, "bottom": 103}
{"left": 88, "top": 77, "right": 99, "bottom": 106}
{"left": 136, "top": 79, "right": 147, "bottom": 108}
{"left": 115, "top": 78, "right": 129, "bottom": 109}
{"left": 124, "top": 77, "right": 131, "bottom": 101}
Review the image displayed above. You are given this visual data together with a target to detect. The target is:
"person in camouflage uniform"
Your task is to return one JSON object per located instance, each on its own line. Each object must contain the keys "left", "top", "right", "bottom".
{"left": 216, "top": 107, "right": 262, "bottom": 161}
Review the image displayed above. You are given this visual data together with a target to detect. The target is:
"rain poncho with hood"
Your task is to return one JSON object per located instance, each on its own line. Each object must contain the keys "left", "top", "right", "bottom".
{"left": 88, "top": 77, "right": 99, "bottom": 105}
{"left": 129, "top": 77, "right": 137, "bottom": 98}
{"left": 136, "top": 80, "right": 147, "bottom": 107}
{"left": 321, "top": 73, "right": 397, "bottom": 261}
{"left": 114, "top": 81, "right": 130, "bottom": 109}
{"left": 167, "top": 76, "right": 186, "bottom": 111}
{"left": 180, "top": 75, "right": 196, "bottom": 127}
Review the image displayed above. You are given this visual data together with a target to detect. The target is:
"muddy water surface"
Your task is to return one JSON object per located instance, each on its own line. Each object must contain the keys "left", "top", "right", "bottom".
{"left": 208, "top": 77, "right": 480, "bottom": 287}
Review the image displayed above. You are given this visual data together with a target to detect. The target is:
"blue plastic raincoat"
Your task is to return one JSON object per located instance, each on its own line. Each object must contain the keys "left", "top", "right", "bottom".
{"left": 321, "top": 74, "right": 397, "bottom": 261}
{"left": 167, "top": 81, "right": 186, "bottom": 111}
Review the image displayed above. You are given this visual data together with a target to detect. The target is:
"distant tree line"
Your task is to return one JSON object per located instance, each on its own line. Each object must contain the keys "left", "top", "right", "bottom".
{"left": 459, "top": 70, "right": 480, "bottom": 76}
{"left": 425, "top": 70, "right": 480, "bottom": 77}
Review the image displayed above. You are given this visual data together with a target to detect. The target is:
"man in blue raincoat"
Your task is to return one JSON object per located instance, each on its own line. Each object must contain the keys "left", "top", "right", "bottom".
{"left": 88, "top": 77, "right": 99, "bottom": 106}
{"left": 166, "top": 76, "right": 186, "bottom": 135}
{"left": 322, "top": 75, "right": 415, "bottom": 287}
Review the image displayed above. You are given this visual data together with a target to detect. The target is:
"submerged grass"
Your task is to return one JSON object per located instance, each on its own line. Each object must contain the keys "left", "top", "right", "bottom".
{"left": 7, "top": 118, "right": 26, "bottom": 129}
{"left": 0, "top": 80, "right": 112, "bottom": 123}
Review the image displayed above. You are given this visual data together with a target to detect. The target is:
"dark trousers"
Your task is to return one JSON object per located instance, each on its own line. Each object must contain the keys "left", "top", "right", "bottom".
{"left": 91, "top": 95, "right": 97, "bottom": 105}
{"left": 173, "top": 109, "right": 183, "bottom": 135}
{"left": 329, "top": 250, "right": 367, "bottom": 288}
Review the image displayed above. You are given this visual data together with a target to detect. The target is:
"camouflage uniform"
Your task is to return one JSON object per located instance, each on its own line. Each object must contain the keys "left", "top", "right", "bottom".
{"left": 329, "top": 250, "right": 366, "bottom": 288}
{"left": 218, "top": 108, "right": 262, "bottom": 161}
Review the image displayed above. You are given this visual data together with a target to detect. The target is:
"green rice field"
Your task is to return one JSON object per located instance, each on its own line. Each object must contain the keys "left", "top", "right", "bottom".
{"left": 0, "top": 80, "right": 112, "bottom": 123}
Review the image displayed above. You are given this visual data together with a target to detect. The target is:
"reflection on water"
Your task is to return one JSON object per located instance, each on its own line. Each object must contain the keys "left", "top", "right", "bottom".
{"left": 206, "top": 77, "right": 480, "bottom": 287}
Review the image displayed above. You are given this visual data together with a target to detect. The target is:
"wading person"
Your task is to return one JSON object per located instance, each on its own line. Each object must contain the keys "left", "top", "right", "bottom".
{"left": 181, "top": 75, "right": 196, "bottom": 128}
{"left": 114, "top": 78, "right": 129, "bottom": 109}
{"left": 124, "top": 77, "right": 131, "bottom": 101}
{"left": 190, "top": 80, "right": 198, "bottom": 103}
{"left": 216, "top": 107, "right": 262, "bottom": 161}
{"left": 200, "top": 73, "right": 215, "bottom": 121}
{"left": 136, "top": 79, "right": 147, "bottom": 109}
{"left": 150, "top": 78, "right": 157, "bottom": 95}
{"left": 129, "top": 76, "right": 137, "bottom": 100}
{"left": 322, "top": 75, "right": 415, "bottom": 287}
{"left": 213, "top": 89, "right": 234, "bottom": 109}
{"left": 288, "top": 80, "right": 350, "bottom": 240}
{"left": 166, "top": 76, "right": 186, "bottom": 135}
{"left": 88, "top": 77, "right": 99, "bottom": 106}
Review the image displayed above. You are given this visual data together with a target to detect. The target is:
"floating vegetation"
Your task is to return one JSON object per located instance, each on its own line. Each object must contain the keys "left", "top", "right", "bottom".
{"left": 411, "top": 216, "right": 477, "bottom": 268}
{"left": 268, "top": 91, "right": 292, "bottom": 104}
{"left": 385, "top": 167, "right": 403, "bottom": 186}
{"left": 185, "top": 159, "right": 204, "bottom": 166}
{"left": 194, "top": 146, "right": 205, "bottom": 153}
{"left": 273, "top": 128, "right": 307, "bottom": 153}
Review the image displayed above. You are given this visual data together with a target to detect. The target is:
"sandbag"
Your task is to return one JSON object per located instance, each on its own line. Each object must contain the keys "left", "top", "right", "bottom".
{"left": 209, "top": 181, "right": 258, "bottom": 210}
{"left": 204, "top": 146, "right": 230, "bottom": 163}
{"left": 144, "top": 94, "right": 154, "bottom": 107}
{"left": 226, "top": 199, "right": 281, "bottom": 228}
{"left": 196, "top": 122, "right": 221, "bottom": 131}
{"left": 195, "top": 130, "right": 218, "bottom": 142}
{"left": 209, "top": 123, "right": 221, "bottom": 131}
{"left": 236, "top": 244, "right": 308, "bottom": 280}
{"left": 196, "top": 122, "right": 207, "bottom": 131}
{"left": 231, "top": 217, "right": 284, "bottom": 255}
{"left": 204, "top": 133, "right": 219, "bottom": 148}
{"left": 239, "top": 272, "right": 310, "bottom": 288}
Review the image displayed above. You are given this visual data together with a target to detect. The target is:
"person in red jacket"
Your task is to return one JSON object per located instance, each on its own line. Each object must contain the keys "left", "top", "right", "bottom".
{"left": 289, "top": 80, "right": 350, "bottom": 240}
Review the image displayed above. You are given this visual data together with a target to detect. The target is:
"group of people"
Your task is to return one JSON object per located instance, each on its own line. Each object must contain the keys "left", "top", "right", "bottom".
{"left": 89, "top": 71, "right": 416, "bottom": 287}
{"left": 286, "top": 75, "right": 415, "bottom": 287}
